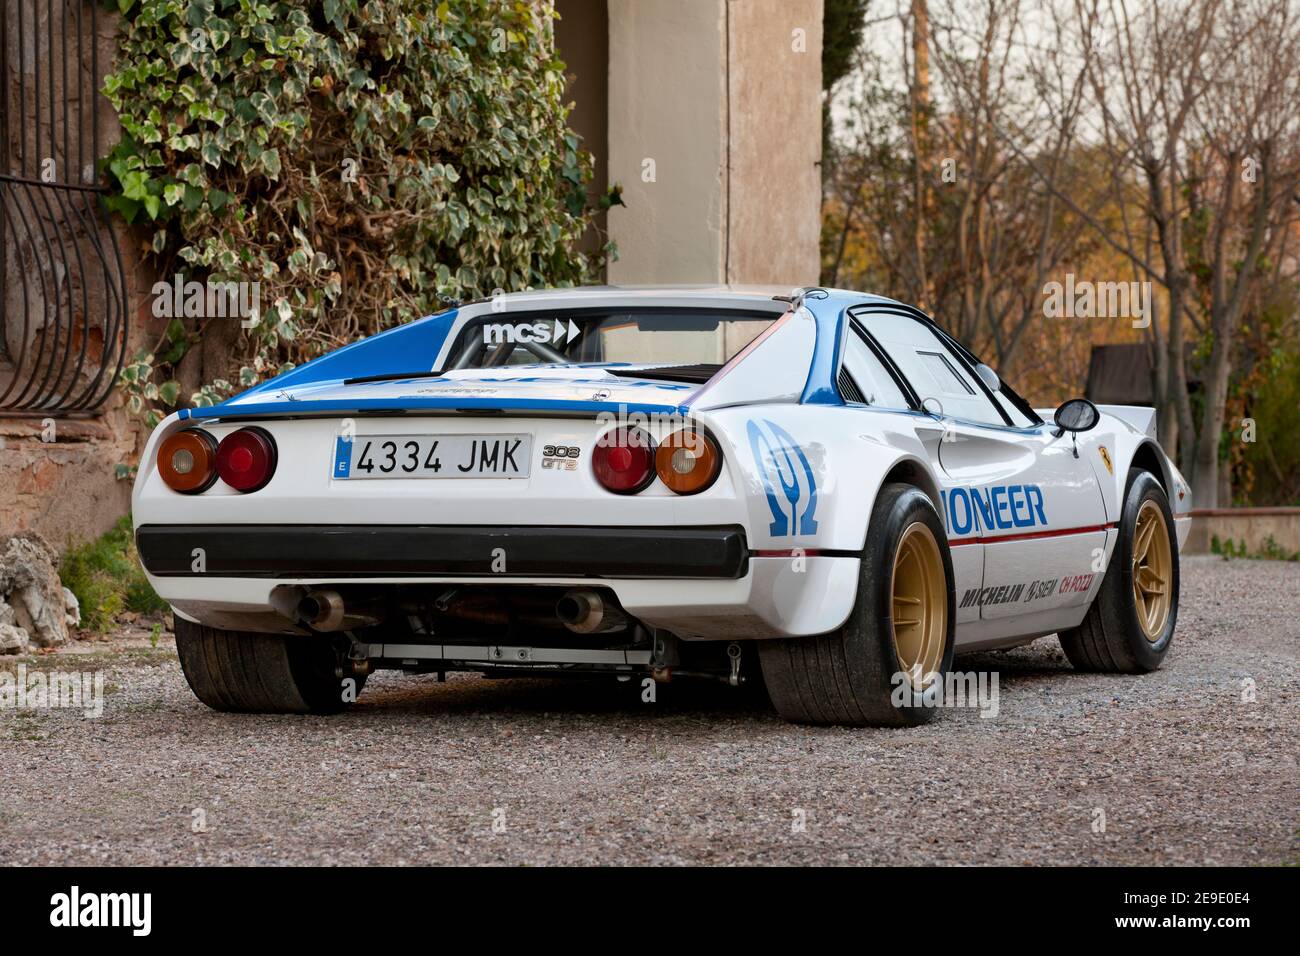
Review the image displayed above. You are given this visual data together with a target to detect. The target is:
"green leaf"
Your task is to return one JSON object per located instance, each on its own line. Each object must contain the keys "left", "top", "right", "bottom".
{"left": 120, "top": 170, "right": 149, "bottom": 201}
{"left": 105, "top": 0, "right": 610, "bottom": 429}
{"left": 261, "top": 147, "right": 281, "bottom": 177}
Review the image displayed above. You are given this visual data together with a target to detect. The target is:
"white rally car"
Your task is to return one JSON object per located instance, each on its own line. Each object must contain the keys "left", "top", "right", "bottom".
{"left": 133, "top": 287, "right": 1191, "bottom": 726}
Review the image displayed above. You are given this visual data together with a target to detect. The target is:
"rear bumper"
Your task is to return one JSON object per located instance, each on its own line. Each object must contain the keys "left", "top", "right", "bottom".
{"left": 136, "top": 524, "right": 749, "bottom": 580}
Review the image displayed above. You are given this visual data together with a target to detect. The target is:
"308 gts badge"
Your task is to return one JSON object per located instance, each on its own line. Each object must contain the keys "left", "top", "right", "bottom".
{"left": 542, "top": 444, "right": 581, "bottom": 471}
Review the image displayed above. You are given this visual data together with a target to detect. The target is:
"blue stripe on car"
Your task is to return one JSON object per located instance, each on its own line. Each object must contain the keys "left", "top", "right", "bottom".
{"left": 798, "top": 291, "right": 903, "bottom": 406}
{"left": 202, "top": 306, "right": 460, "bottom": 408}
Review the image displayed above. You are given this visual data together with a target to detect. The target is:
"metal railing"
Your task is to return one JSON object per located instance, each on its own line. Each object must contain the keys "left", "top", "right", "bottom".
{"left": 0, "top": 0, "right": 128, "bottom": 415}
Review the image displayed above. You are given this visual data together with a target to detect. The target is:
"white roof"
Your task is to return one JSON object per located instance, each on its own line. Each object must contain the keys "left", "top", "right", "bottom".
{"left": 457, "top": 284, "right": 797, "bottom": 315}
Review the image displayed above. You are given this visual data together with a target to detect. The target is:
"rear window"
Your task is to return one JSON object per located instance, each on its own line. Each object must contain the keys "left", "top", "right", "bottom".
{"left": 442, "top": 310, "right": 779, "bottom": 375}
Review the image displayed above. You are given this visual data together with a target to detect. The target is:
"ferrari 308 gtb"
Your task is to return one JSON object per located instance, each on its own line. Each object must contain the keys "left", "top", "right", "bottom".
{"left": 133, "top": 287, "right": 1190, "bottom": 726}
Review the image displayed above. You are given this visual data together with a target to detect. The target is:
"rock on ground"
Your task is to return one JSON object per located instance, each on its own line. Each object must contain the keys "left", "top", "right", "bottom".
{"left": 0, "top": 531, "right": 68, "bottom": 649}
{"left": 0, "top": 599, "right": 27, "bottom": 654}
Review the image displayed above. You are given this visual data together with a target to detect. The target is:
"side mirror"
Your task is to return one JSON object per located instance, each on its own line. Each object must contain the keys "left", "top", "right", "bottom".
{"left": 974, "top": 363, "right": 1000, "bottom": 393}
{"left": 1053, "top": 398, "right": 1100, "bottom": 436}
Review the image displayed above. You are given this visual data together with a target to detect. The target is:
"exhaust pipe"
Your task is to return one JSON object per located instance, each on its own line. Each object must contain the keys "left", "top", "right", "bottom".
{"left": 298, "top": 589, "right": 347, "bottom": 631}
{"left": 287, "top": 589, "right": 384, "bottom": 632}
{"left": 556, "top": 589, "right": 627, "bottom": 634}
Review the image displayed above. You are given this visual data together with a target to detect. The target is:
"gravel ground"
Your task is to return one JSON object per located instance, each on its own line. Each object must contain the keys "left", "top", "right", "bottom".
{"left": 1, "top": 555, "right": 1295, "bottom": 866}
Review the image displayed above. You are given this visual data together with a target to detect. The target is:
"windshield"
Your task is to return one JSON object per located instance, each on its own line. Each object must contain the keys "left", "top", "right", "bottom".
{"left": 442, "top": 309, "right": 780, "bottom": 379}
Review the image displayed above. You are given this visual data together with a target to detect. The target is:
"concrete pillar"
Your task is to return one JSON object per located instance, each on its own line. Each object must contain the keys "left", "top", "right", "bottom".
{"left": 605, "top": 0, "right": 823, "bottom": 287}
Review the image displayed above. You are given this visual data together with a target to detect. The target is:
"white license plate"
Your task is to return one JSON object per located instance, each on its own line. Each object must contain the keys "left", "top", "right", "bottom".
{"left": 332, "top": 434, "right": 531, "bottom": 479}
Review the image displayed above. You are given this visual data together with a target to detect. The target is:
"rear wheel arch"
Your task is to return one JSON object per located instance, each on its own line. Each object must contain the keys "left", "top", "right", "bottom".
{"left": 851, "top": 456, "right": 944, "bottom": 555}
{"left": 877, "top": 456, "right": 942, "bottom": 518}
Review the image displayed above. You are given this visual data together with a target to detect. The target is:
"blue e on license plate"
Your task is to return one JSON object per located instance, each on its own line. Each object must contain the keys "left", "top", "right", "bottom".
{"left": 332, "top": 434, "right": 531, "bottom": 479}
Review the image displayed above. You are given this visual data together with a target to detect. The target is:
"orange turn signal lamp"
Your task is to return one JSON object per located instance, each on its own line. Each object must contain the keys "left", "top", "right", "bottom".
{"left": 157, "top": 427, "right": 277, "bottom": 495}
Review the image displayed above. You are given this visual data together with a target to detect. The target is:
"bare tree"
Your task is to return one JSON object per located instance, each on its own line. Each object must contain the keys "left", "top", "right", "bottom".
{"left": 829, "top": 0, "right": 1098, "bottom": 371}
{"left": 1080, "top": 0, "right": 1300, "bottom": 503}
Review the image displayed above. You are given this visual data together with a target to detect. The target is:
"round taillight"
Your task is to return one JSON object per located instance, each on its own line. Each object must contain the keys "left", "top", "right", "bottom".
{"left": 157, "top": 429, "right": 218, "bottom": 494}
{"left": 655, "top": 428, "right": 721, "bottom": 494}
{"left": 216, "top": 427, "right": 277, "bottom": 492}
{"left": 592, "top": 426, "right": 655, "bottom": 494}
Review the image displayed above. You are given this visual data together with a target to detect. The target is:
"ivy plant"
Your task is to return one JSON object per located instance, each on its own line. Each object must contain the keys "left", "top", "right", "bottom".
{"left": 104, "top": 0, "right": 619, "bottom": 424}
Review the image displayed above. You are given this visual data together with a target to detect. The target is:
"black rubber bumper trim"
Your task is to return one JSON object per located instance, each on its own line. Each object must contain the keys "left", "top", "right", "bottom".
{"left": 136, "top": 524, "right": 749, "bottom": 580}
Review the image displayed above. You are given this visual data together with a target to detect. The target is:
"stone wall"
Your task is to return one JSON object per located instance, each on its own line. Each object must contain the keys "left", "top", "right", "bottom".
{"left": 1184, "top": 508, "right": 1300, "bottom": 556}
{"left": 0, "top": 1, "right": 161, "bottom": 552}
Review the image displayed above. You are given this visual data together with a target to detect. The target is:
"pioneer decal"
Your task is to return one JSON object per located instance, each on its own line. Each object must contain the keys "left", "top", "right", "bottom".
{"left": 747, "top": 419, "right": 819, "bottom": 537}
{"left": 941, "top": 484, "right": 1048, "bottom": 536}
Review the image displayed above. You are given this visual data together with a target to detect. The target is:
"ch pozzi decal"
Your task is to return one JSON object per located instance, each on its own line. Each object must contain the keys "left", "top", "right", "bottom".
{"left": 941, "top": 484, "right": 1047, "bottom": 536}
{"left": 747, "top": 419, "right": 818, "bottom": 537}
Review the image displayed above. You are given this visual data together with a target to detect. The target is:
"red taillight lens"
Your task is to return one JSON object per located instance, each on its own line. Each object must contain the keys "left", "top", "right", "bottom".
{"left": 157, "top": 429, "right": 218, "bottom": 494}
{"left": 592, "top": 426, "right": 655, "bottom": 493}
{"left": 216, "top": 427, "right": 277, "bottom": 492}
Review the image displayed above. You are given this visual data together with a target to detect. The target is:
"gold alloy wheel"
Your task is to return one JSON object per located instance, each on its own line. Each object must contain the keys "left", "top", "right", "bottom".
{"left": 1132, "top": 500, "right": 1173, "bottom": 642}
{"left": 890, "top": 521, "right": 947, "bottom": 688}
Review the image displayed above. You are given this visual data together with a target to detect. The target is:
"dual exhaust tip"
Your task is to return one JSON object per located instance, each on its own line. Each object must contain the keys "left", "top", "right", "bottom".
{"left": 283, "top": 586, "right": 626, "bottom": 635}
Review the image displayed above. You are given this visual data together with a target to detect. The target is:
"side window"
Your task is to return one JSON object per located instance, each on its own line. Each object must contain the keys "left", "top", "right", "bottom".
{"left": 914, "top": 350, "right": 975, "bottom": 398}
{"left": 990, "top": 388, "right": 1035, "bottom": 428}
{"left": 856, "top": 313, "right": 1006, "bottom": 426}
{"left": 842, "top": 325, "right": 911, "bottom": 409}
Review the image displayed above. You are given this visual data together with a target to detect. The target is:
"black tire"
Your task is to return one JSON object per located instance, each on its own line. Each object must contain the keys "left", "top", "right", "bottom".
{"left": 1058, "top": 468, "right": 1179, "bottom": 673}
{"left": 174, "top": 617, "right": 365, "bottom": 714}
{"left": 758, "top": 483, "right": 956, "bottom": 727}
